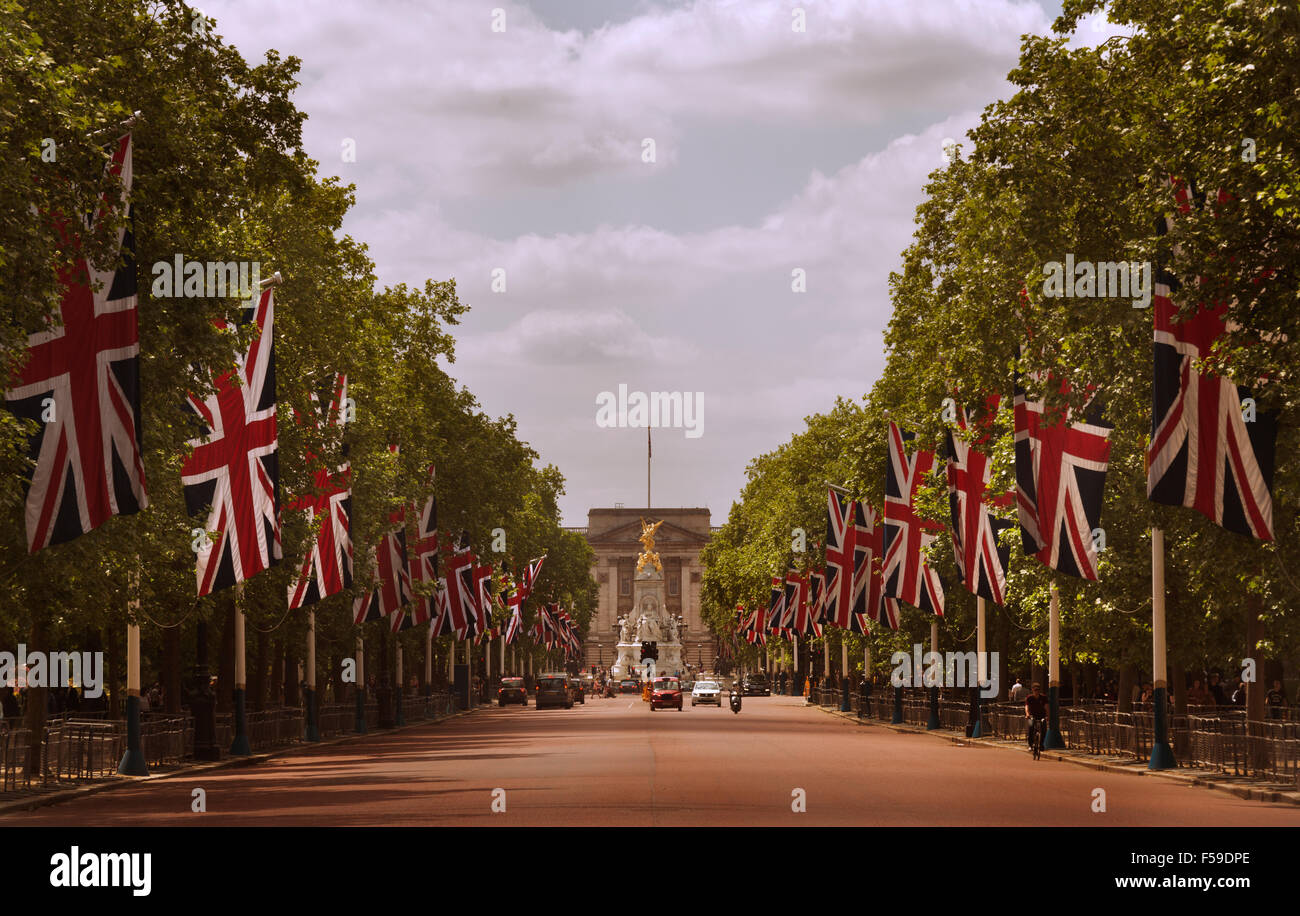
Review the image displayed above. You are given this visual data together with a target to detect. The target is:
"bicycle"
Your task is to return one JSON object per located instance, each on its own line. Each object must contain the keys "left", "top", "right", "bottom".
{"left": 1027, "top": 715, "right": 1046, "bottom": 760}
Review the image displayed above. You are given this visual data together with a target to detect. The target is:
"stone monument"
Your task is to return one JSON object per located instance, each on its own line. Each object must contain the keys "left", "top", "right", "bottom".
{"left": 610, "top": 518, "right": 683, "bottom": 679}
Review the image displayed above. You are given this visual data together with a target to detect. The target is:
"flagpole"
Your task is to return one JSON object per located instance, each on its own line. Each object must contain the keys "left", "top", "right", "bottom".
{"left": 118, "top": 565, "right": 148, "bottom": 775}
{"left": 1149, "top": 527, "right": 1176, "bottom": 769}
{"left": 355, "top": 635, "right": 367, "bottom": 734}
{"left": 927, "top": 617, "right": 941, "bottom": 729}
{"left": 647, "top": 426, "right": 651, "bottom": 508}
{"left": 839, "top": 632, "right": 851, "bottom": 711}
{"left": 1044, "top": 582, "right": 1064, "bottom": 749}
{"left": 972, "top": 596, "right": 987, "bottom": 738}
{"left": 395, "top": 641, "right": 405, "bottom": 726}
{"left": 424, "top": 623, "right": 433, "bottom": 707}
{"left": 230, "top": 584, "right": 251, "bottom": 755}
{"left": 305, "top": 609, "right": 320, "bottom": 741}
{"left": 882, "top": 408, "right": 904, "bottom": 725}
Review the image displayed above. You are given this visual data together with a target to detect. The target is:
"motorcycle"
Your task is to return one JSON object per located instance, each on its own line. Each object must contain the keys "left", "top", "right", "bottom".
{"left": 729, "top": 688, "right": 742, "bottom": 714}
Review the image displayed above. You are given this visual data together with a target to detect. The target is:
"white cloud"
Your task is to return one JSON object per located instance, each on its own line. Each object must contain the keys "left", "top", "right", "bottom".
{"left": 199, "top": 0, "right": 1055, "bottom": 522}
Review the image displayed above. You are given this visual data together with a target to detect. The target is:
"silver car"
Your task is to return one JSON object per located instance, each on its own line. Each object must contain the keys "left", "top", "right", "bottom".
{"left": 691, "top": 680, "right": 722, "bottom": 706}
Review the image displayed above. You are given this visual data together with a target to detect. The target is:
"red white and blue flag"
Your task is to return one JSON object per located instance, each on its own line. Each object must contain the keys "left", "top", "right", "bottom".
{"left": 1147, "top": 184, "right": 1277, "bottom": 539}
{"left": 808, "top": 568, "right": 826, "bottom": 624}
{"left": 784, "top": 569, "right": 809, "bottom": 633}
{"left": 945, "top": 402, "right": 1013, "bottom": 604}
{"left": 883, "top": 422, "right": 944, "bottom": 616}
{"left": 445, "top": 534, "right": 480, "bottom": 637}
{"left": 288, "top": 374, "right": 352, "bottom": 610}
{"left": 396, "top": 470, "right": 438, "bottom": 631}
{"left": 5, "top": 133, "right": 148, "bottom": 553}
{"left": 182, "top": 286, "right": 281, "bottom": 595}
{"left": 767, "top": 575, "right": 787, "bottom": 635}
{"left": 353, "top": 507, "right": 411, "bottom": 624}
{"left": 852, "top": 500, "right": 899, "bottom": 630}
{"left": 473, "top": 562, "right": 494, "bottom": 633}
{"left": 1014, "top": 368, "right": 1112, "bottom": 580}
{"left": 823, "top": 489, "right": 855, "bottom": 628}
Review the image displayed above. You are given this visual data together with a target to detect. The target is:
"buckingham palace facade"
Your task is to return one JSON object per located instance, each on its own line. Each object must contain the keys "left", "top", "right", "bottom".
{"left": 570, "top": 507, "right": 714, "bottom": 671}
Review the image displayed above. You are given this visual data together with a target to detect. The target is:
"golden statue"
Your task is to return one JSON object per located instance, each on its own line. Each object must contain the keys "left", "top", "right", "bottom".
{"left": 636, "top": 517, "right": 663, "bottom": 574}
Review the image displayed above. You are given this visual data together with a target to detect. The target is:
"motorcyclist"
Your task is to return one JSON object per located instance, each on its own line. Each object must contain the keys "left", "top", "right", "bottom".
{"left": 730, "top": 677, "right": 742, "bottom": 712}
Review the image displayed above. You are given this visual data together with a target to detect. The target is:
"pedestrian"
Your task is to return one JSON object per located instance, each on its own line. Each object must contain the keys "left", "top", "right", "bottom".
{"left": 0, "top": 686, "right": 18, "bottom": 722}
{"left": 1208, "top": 671, "right": 1228, "bottom": 706}
{"left": 1009, "top": 677, "right": 1027, "bottom": 702}
{"left": 1265, "top": 680, "right": 1287, "bottom": 720}
{"left": 1231, "top": 679, "right": 1248, "bottom": 705}
{"left": 1187, "top": 677, "right": 1210, "bottom": 706}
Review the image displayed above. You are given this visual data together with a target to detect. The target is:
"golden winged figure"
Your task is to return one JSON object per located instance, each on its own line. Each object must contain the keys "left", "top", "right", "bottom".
{"left": 636, "top": 517, "right": 664, "bottom": 574}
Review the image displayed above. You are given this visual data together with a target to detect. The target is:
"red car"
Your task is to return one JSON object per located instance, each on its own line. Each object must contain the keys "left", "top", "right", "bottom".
{"left": 649, "top": 676, "right": 683, "bottom": 711}
{"left": 497, "top": 676, "right": 527, "bottom": 706}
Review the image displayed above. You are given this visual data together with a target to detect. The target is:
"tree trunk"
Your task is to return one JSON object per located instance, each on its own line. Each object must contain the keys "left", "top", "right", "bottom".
{"left": 216, "top": 597, "right": 235, "bottom": 714}
{"left": 283, "top": 640, "right": 299, "bottom": 707}
{"left": 24, "top": 612, "right": 49, "bottom": 776}
{"left": 163, "top": 624, "right": 182, "bottom": 714}
{"left": 269, "top": 637, "right": 284, "bottom": 707}
{"left": 1171, "top": 661, "right": 1187, "bottom": 715}
{"left": 332, "top": 652, "right": 345, "bottom": 704}
{"left": 1245, "top": 596, "right": 1269, "bottom": 772}
{"left": 997, "top": 604, "right": 1010, "bottom": 701}
{"left": 1117, "top": 663, "right": 1138, "bottom": 713}
{"left": 251, "top": 629, "right": 267, "bottom": 711}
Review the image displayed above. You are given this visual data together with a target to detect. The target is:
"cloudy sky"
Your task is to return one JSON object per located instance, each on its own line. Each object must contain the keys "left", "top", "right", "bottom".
{"left": 202, "top": 0, "right": 1117, "bottom": 526}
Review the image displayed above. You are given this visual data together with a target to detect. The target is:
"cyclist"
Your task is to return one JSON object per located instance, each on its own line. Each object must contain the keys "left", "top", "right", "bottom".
{"left": 1025, "top": 682, "right": 1048, "bottom": 758}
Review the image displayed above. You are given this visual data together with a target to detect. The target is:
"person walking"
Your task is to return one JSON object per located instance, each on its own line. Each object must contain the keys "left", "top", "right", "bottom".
{"left": 1009, "top": 677, "right": 1027, "bottom": 702}
{"left": 1265, "top": 680, "right": 1288, "bottom": 720}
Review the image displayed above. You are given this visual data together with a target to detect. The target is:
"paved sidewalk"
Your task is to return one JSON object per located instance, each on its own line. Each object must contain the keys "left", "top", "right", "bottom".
{"left": 814, "top": 702, "right": 1300, "bottom": 808}
{"left": 0, "top": 707, "right": 478, "bottom": 818}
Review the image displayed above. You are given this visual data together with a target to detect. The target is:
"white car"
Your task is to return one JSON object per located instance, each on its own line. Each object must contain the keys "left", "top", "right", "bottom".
{"left": 691, "top": 680, "right": 722, "bottom": 706}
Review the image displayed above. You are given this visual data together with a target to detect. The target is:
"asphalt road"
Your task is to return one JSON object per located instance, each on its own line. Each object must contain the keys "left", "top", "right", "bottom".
{"left": 7, "top": 693, "right": 1299, "bottom": 826}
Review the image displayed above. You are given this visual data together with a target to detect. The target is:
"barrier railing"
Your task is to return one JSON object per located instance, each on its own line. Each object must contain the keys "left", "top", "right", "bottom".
{"left": 0, "top": 690, "right": 460, "bottom": 796}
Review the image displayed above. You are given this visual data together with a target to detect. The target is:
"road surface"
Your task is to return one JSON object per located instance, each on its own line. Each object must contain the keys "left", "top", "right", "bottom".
{"left": 7, "top": 694, "right": 1298, "bottom": 826}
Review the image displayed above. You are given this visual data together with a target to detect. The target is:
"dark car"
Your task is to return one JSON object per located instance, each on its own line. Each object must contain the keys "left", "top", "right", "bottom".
{"left": 742, "top": 674, "right": 771, "bottom": 697}
{"left": 568, "top": 676, "right": 586, "bottom": 704}
{"left": 649, "top": 677, "right": 683, "bottom": 711}
{"left": 619, "top": 679, "right": 641, "bottom": 694}
{"left": 535, "top": 674, "right": 573, "bottom": 709}
{"left": 498, "top": 676, "right": 527, "bottom": 706}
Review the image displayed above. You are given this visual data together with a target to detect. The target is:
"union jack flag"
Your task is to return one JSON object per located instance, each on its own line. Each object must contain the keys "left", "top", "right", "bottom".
{"left": 5, "top": 134, "right": 148, "bottom": 553}
{"left": 429, "top": 579, "right": 454, "bottom": 637}
{"left": 784, "top": 569, "right": 809, "bottom": 633}
{"left": 287, "top": 374, "right": 352, "bottom": 610}
{"left": 352, "top": 508, "right": 411, "bottom": 624}
{"left": 395, "top": 471, "right": 438, "bottom": 631}
{"left": 505, "top": 596, "right": 523, "bottom": 645}
{"left": 444, "top": 534, "right": 480, "bottom": 637}
{"left": 945, "top": 403, "right": 1013, "bottom": 604}
{"left": 1147, "top": 184, "right": 1277, "bottom": 539}
{"left": 823, "top": 489, "right": 855, "bottom": 627}
{"left": 883, "top": 422, "right": 944, "bottom": 616}
{"left": 1014, "top": 369, "right": 1112, "bottom": 580}
{"left": 473, "top": 562, "right": 494, "bottom": 632}
{"left": 182, "top": 286, "right": 281, "bottom": 595}
{"left": 808, "top": 568, "right": 826, "bottom": 624}
{"left": 852, "top": 500, "right": 900, "bottom": 630}
{"left": 766, "top": 576, "right": 787, "bottom": 634}
{"left": 519, "top": 555, "right": 545, "bottom": 600}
